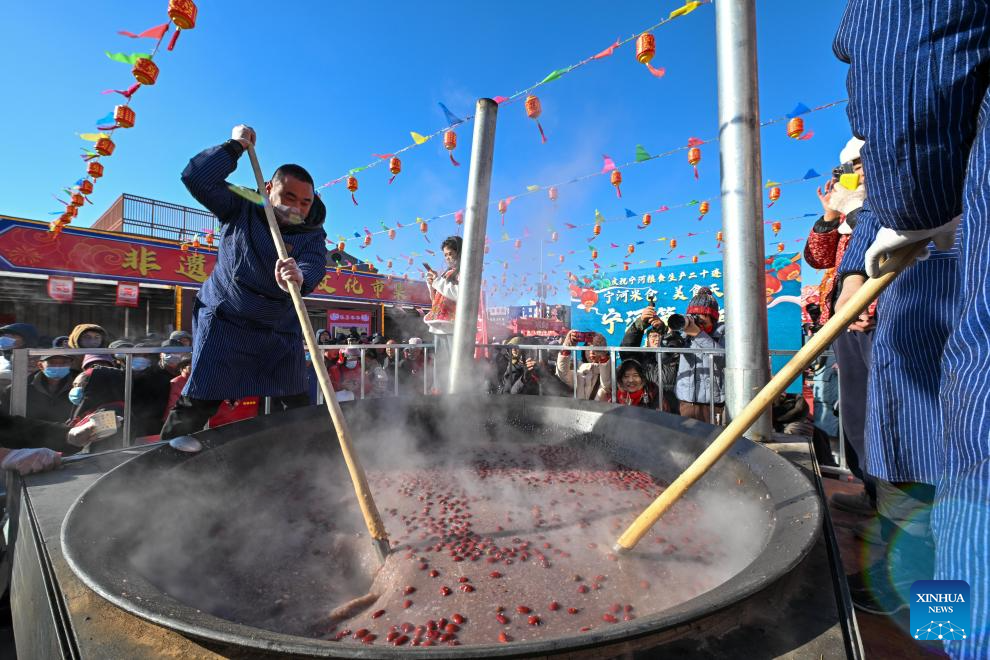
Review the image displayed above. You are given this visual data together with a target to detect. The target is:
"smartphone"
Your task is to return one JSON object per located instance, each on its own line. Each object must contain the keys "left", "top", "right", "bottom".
{"left": 422, "top": 262, "right": 436, "bottom": 273}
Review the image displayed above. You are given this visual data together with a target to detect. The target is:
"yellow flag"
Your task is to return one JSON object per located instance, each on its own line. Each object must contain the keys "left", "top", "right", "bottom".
{"left": 526, "top": 185, "right": 540, "bottom": 192}
{"left": 669, "top": 1, "right": 701, "bottom": 19}
{"left": 79, "top": 132, "right": 110, "bottom": 142}
{"left": 410, "top": 131, "right": 430, "bottom": 145}
{"left": 594, "top": 209, "right": 605, "bottom": 224}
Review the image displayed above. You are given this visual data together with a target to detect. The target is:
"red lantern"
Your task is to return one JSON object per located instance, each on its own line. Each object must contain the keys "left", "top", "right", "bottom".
{"left": 513, "top": 239, "right": 522, "bottom": 249}
{"left": 386, "top": 260, "right": 393, "bottom": 269}
{"left": 388, "top": 156, "right": 401, "bottom": 184}
{"left": 336, "top": 241, "right": 345, "bottom": 252}
{"left": 87, "top": 161, "right": 104, "bottom": 179}
{"left": 623, "top": 263, "right": 630, "bottom": 271}
{"left": 669, "top": 238, "right": 677, "bottom": 251}
{"left": 180, "top": 242, "right": 189, "bottom": 252}
{"left": 132, "top": 57, "right": 159, "bottom": 85}
{"left": 786, "top": 117, "right": 804, "bottom": 139}
{"left": 591, "top": 248, "right": 598, "bottom": 259}
{"left": 64, "top": 205, "right": 78, "bottom": 218}
{"left": 642, "top": 213, "right": 651, "bottom": 227}
{"left": 593, "top": 223, "right": 601, "bottom": 237}
{"left": 388, "top": 228, "right": 396, "bottom": 240}
{"left": 688, "top": 147, "right": 701, "bottom": 179}
{"left": 192, "top": 236, "right": 201, "bottom": 249}
{"left": 525, "top": 95, "right": 547, "bottom": 143}
{"left": 768, "top": 186, "right": 781, "bottom": 207}
{"left": 692, "top": 255, "right": 699, "bottom": 264}
{"left": 363, "top": 234, "right": 372, "bottom": 248}
{"left": 206, "top": 232, "right": 214, "bottom": 247}
{"left": 548, "top": 186, "right": 558, "bottom": 202}
{"left": 78, "top": 180, "right": 93, "bottom": 195}
{"left": 698, "top": 200, "right": 710, "bottom": 221}
{"left": 627, "top": 243, "right": 635, "bottom": 255}
{"left": 70, "top": 193, "right": 85, "bottom": 207}
{"left": 771, "top": 221, "right": 782, "bottom": 236}
{"left": 168, "top": 0, "right": 198, "bottom": 29}
{"left": 550, "top": 231, "right": 558, "bottom": 242}
{"left": 655, "top": 260, "right": 662, "bottom": 268}
{"left": 777, "top": 242, "right": 785, "bottom": 253}
{"left": 455, "top": 210, "right": 464, "bottom": 225}
{"left": 443, "top": 130, "right": 459, "bottom": 166}
{"left": 114, "top": 105, "right": 135, "bottom": 129}
{"left": 346, "top": 176, "right": 358, "bottom": 205}
{"left": 636, "top": 33, "right": 656, "bottom": 64}
{"left": 498, "top": 199, "right": 508, "bottom": 225}
{"left": 95, "top": 137, "right": 115, "bottom": 156}
{"left": 420, "top": 220, "right": 428, "bottom": 234}
{"left": 610, "top": 169, "right": 622, "bottom": 198}
{"left": 558, "top": 255, "right": 564, "bottom": 264}
{"left": 716, "top": 230, "right": 724, "bottom": 247}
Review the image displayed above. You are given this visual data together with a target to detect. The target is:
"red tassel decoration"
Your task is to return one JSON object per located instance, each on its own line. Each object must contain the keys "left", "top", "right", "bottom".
{"left": 167, "top": 28, "right": 181, "bottom": 51}
{"left": 449, "top": 152, "right": 460, "bottom": 167}
{"left": 351, "top": 193, "right": 358, "bottom": 206}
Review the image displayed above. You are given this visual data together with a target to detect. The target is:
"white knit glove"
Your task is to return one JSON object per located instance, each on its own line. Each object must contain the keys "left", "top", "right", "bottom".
{"left": 864, "top": 216, "right": 960, "bottom": 278}
{"left": 1, "top": 448, "right": 61, "bottom": 475}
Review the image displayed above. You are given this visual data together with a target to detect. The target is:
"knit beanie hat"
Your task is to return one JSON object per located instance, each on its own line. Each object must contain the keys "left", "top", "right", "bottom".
{"left": 686, "top": 287, "right": 719, "bottom": 322}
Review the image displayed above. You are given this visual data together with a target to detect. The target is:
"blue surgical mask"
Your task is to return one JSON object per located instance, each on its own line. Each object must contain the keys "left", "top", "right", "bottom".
{"left": 68, "top": 386, "right": 85, "bottom": 406}
{"left": 0, "top": 337, "right": 16, "bottom": 350}
{"left": 304, "top": 352, "right": 311, "bottom": 362}
{"left": 44, "top": 366, "right": 71, "bottom": 380}
{"left": 132, "top": 357, "right": 151, "bottom": 371}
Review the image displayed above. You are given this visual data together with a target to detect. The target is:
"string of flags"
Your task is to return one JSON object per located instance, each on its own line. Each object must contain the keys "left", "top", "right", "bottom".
{"left": 335, "top": 99, "right": 846, "bottom": 255}
{"left": 316, "top": 0, "right": 711, "bottom": 194}
{"left": 48, "top": 0, "right": 198, "bottom": 236}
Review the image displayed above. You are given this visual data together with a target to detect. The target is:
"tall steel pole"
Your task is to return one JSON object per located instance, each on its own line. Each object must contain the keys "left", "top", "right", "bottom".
{"left": 715, "top": 0, "right": 772, "bottom": 440}
{"left": 449, "top": 99, "right": 498, "bottom": 393}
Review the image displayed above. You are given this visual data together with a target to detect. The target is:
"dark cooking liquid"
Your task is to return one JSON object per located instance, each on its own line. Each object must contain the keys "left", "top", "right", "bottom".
{"left": 317, "top": 444, "right": 761, "bottom": 647}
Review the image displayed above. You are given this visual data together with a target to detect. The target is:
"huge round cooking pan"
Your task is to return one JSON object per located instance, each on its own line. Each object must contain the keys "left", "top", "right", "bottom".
{"left": 62, "top": 395, "right": 821, "bottom": 658}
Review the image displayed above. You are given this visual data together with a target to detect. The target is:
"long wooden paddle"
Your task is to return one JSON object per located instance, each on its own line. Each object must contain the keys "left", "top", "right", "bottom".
{"left": 246, "top": 144, "right": 390, "bottom": 563}
{"left": 614, "top": 243, "right": 926, "bottom": 553}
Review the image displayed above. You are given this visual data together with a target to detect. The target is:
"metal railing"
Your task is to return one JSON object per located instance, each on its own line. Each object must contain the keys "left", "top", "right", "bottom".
{"left": 6, "top": 343, "right": 846, "bottom": 471}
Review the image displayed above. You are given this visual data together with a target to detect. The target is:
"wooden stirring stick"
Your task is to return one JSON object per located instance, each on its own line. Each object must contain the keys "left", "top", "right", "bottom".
{"left": 614, "top": 243, "right": 927, "bottom": 553}
{"left": 246, "top": 144, "right": 390, "bottom": 563}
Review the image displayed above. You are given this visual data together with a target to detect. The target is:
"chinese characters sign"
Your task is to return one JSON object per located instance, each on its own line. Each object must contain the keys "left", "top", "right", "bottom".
{"left": 0, "top": 217, "right": 430, "bottom": 305}
{"left": 47, "top": 276, "right": 74, "bottom": 302}
{"left": 115, "top": 282, "right": 140, "bottom": 307}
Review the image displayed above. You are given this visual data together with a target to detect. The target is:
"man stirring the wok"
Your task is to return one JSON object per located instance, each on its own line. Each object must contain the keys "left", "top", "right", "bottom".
{"left": 161, "top": 125, "right": 328, "bottom": 438}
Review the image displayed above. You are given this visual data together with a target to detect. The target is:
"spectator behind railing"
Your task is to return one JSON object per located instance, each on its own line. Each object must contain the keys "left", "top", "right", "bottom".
{"left": 555, "top": 330, "right": 611, "bottom": 401}
{"left": 68, "top": 365, "right": 125, "bottom": 446}
{"left": 397, "top": 337, "right": 431, "bottom": 394}
{"left": 674, "top": 288, "right": 725, "bottom": 424}
{"left": 494, "top": 336, "right": 553, "bottom": 396}
{"left": 610, "top": 359, "right": 663, "bottom": 410}
{"left": 0, "top": 338, "right": 78, "bottom": 421}
{"left": 0, "top": 323, "right": 39, "bottom": 388}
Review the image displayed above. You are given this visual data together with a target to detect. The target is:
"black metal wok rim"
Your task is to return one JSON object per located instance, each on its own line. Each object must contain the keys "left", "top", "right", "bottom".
{"left": 61, "top": 396, "right": 822, "bottom": 659}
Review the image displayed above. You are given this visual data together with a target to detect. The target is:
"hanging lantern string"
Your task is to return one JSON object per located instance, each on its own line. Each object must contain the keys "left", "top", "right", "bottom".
{"left": 340, "top": 99, "right": 846, "bottom": 253}
{"left": 318, "top": 1, "right": 713, "bottom": 191}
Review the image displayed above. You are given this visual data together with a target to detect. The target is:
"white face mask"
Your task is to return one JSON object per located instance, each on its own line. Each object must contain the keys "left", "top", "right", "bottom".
{"left": 345, "top": 360, "right": 358, "bottom": 369}
{"left": 273, "top": 203, "right": 304, "bottom": 226}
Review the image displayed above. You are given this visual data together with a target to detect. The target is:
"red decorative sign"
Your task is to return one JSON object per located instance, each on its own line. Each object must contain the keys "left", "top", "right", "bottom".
{"left": 116, "top": 282, "right": 140, "bottom": 307}
{"left": 47, "top": 275, "right": 74, "bottom": 302}
{"left": 0, "top": 217, "right": 430, "bottom": 306}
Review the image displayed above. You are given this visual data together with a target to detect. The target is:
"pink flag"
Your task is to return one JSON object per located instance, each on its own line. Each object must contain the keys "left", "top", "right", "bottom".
{"left": 601, "top": 154, "right": 617, "bottom": 173}
{"left": 592, "top": 38, "right": 621, "bottom": 59}
{"left": 118, "top": 22, "right": 169, "bottom": 39}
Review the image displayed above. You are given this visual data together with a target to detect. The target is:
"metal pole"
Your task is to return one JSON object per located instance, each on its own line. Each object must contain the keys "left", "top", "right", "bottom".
{"left": 449, "top": 98, "right": 498, "bottom": 394}
{"left": 123, "top": 353, "right": 133, "bottom": 447}
{"left": 124, "top": 306, "right": 130, "bottom": 338}
{"left": 9, "top": 349, "right": 29, "bottom": 417}
{"left": 145, "top": 298, "right": 151, "bottom": 335}
{"left": 360, "top": 348, "right": 366, "bottom": 400}
{"left": 715, "top": 0, "right": 772, "bottom": 440}
{"left": 610, "top": 347, "right": 617, "bottom": 403}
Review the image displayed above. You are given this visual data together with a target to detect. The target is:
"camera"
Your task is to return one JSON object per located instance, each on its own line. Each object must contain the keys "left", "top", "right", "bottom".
{"left": 667, "top": 313, "right": 686, "bottom": 332}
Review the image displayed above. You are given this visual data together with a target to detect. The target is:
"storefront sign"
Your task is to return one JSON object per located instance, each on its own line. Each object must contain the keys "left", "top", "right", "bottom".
{"left": 47, "top": 275, "right": 74, "bottom": 302}
{"left": 115, "top": 282, "right": 140, "bottom": 307}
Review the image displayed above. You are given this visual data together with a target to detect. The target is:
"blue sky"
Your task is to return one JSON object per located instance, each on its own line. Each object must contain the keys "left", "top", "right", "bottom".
{"left": 0, "top": 1, "right": 852, "bottom": 306}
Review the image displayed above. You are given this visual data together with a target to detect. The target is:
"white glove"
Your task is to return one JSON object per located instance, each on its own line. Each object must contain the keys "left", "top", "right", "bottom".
{"left": 274, "top": 257, "right": 303, "bottom": 293}
{"left": 864, "top": 216, "right": 960, "bottom": 278}
{"left": 1, "top": 448, "right": 61, "bottom": 475}
{"left": 231, "top": 125, "right": 256, "bottom": 150}
{"left": 827, "top": 183, "right": 866, "bottom": 217}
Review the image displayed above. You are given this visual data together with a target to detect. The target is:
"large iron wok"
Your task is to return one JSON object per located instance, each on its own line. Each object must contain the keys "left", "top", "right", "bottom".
{"left": 61, "top": 395, "right": 821, "bottom": 658}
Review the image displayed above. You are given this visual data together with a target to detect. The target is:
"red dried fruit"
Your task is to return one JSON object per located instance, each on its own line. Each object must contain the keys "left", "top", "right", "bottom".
{"left": 528, "top": 615, "right": 541, "bottom": 626}
{"left": 595, "top": 575, "right": 607, "bottom": 582}
{"left": 353, "top": 628, "right": 369, "bottom": 639}
{"left": 445, "top": 623, "right": 459, "bottom": 633}
{"left": 404, "top": 586, "right": 416, "bottom": 595}
{"left": 577, "top": 585, "right": 589, "bottom": 594}
{"left": 609, "top": 603, "right": 622, "bottom": 613}
{"left": 489, "top": 571, "right": 502, "bottom": 578}
{"left": 549, "top": 600, "right": 561, "bottom": 611}
{"left": 440, "top": 586, "right": 452, "bottom": 596}
{"left": 516, "top": 605, "right": 531, "bottom": 614}
{"left": 452, "top": 614, "right": 465, "bottom": 624}
{"left": 401, "top": 622, "right": 414, "bottom": 633}
{"left": 498, "top": 631, "right": 510, "bottom": 643}
{"left": 386, "top": 631, "right": 400, "bottom": 642}
{"left": 602, "top": 613, "right": 618, "bottom": 623}
{"left": 429, "top": 569, "right": 440, "bottom": 578}
{"left": 426, "top": 619, "right": 437, "bottom": 630}
{"left": 459, "top": 584, "right": 475, "bottom": 593}
{"left": 624, "top": 604, "right": 634, "bottom": 612}
{"left": 496, "top": 613, "right": 509, "bottom": 625}
{"left": 567, "top": 607, "right": 579, "bottom": 615}
{"left": 580, "top": 626, "right": 592, "bottom": 632}
{"left": 362, "top": 634, "right": 377, "bottom": 644}
{"left": 371, "top": 609, "right": 385, "bottom": 619}
{"left": 623, "top": 613, "right": 636, "bottom": 621}
{"left": 393, "top": 634, "right": 409, "bottom": 646}
{"left": 402, "top": 599, "right": 412, "bottom": 609}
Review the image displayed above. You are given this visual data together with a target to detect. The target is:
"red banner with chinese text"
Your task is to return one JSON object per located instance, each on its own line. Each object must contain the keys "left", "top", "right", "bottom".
{"left": 116, "top": 282, "right": 140, "bottom": 307}
{"left": 47, "top": 275, "right": 74, "bottom": 302}
{"left": 0, "top": 217, "right": 430, "bottom": 306}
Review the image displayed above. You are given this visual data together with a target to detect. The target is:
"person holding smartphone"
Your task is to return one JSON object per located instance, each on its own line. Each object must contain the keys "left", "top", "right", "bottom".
{"left": 423, "top": 236, "right": 462, "bottom": 393}
{"left": 674, "top": 288, "right": 725, "bottom": 423}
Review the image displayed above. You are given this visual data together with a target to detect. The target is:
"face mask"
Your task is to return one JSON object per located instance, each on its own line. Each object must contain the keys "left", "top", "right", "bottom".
{"left": 0, "top": 337, "right": 16, "bottom": 350}
{"left": 68, "top": 386, "right": 85, "bottom": 406}
{"left": 132, "top": 357, "right": 151, "bottom": 371}
{"left": 304, "top": 352, "right": 311, "bottom": 362}
{"left": 273, "top": 204, "right": 304, "bottom": 226}
{"left": 44, "top": 366, "right": 71, "bottom": 380}
{"left": 345, "top": 360, "right": 358, "bottom": 369}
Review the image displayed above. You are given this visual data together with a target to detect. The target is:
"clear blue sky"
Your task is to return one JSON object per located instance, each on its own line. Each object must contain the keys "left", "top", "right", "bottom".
{"left": 0, "top": 1, "right": 852, "bottom": 306}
